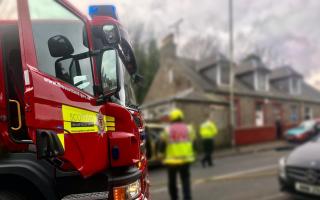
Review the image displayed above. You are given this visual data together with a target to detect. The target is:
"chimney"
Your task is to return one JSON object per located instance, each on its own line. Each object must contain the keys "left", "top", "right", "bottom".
{"left": 160, "top": 33, "right": 177, "bottom": 61}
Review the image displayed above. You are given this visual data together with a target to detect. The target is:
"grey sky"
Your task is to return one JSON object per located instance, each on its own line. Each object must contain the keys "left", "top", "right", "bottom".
{"left": 70, "top": 0, "right": 320, "bottom": 88}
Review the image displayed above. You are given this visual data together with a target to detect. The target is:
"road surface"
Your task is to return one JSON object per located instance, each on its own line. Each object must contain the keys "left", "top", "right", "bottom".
{"left": 149, "top": 148, "right": 298, "bottom": 200}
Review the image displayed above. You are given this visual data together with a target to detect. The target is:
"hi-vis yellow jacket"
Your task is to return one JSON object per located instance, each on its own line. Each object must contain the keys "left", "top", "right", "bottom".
{"left": 200, "top": 120, "right": 218, "bottom": 139}
{"left": 161, "top": 123, "right": 195, "bottom": 165}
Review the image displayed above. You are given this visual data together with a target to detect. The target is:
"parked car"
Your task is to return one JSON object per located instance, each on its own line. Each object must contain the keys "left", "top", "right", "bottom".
{"left": 284, "top": 119, "right": 320, "bottom": 143}
{"left": 279, "top": 136, "right": 320, "bottom": 199}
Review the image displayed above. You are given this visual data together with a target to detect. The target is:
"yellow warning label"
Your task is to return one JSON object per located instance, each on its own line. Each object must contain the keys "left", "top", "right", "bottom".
{"left": 62, "top": 105, "right": 116, "bottom": 134}
{"left": 62, "top": 105, "right": 99, "bottom": 133}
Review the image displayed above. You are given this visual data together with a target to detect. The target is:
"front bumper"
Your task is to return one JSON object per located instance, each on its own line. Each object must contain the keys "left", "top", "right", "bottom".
{"left": 279, "top": 176, "right": 320, "bottom": 200}
{"left": 58, "top": 166, "right": 143, "bottom": 200}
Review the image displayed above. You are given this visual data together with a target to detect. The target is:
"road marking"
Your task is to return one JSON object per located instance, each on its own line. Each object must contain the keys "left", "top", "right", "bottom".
{"left": 152, "top": 164, "right": 278, "bottom": 193}
{"left": 259, "top": 193, "right": 286, "bottom": 200}
{"left": 210, "top": 164, "right": 277, "bottom": 181}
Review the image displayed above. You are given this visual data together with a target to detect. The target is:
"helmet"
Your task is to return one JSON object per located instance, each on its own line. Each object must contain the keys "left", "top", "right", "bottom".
{"left": 169, "top": 108, "right": 184, "bottom": 122}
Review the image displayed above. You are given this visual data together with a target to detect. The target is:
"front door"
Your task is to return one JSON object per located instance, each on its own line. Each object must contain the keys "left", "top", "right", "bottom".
{"left": 17, "top": 0, "right": 109, "bottom": 177}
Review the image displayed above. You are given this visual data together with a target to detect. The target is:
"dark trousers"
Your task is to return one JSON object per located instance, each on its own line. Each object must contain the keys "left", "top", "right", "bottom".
{"left": 167, "top": 164, "right": 192, "bottom": 200}
{"left": 201, "top": 139, "right": 214, "bottom": 167}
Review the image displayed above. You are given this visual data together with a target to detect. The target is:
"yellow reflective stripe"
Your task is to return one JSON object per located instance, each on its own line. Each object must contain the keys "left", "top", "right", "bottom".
{"left": 107, "top": 127, "right": 115, "bottom": 131}
{"left": 105, "top": 115, "right": 116, "bottom": 132}
{"left": 164, "top": 156, "right": 195, "bottom": 165}
{"left": 106, "top": 116, "right": 115, "bottom": 122}
{"left": 57, "top": 133, "right": 65, "bottom": 150}
{"left": 106, "top": 122, "right": 115, "bottom": 127}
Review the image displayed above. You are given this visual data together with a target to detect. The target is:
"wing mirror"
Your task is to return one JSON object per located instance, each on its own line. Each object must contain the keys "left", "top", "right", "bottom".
{"left": 48, "top": 35, "right": 74, "bottom": 58}
{"left": 100, "top": 49, "right": 120, "bottom": 97}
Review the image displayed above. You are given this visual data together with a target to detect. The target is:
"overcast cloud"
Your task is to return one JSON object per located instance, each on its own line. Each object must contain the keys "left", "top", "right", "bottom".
{"left": 70, "top": 0, "right": 320, "bottom": 89}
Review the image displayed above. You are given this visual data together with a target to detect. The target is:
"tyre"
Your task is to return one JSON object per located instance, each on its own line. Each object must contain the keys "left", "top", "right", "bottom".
{"left": 0, "top": 191, "right": 26, "bottom": 200}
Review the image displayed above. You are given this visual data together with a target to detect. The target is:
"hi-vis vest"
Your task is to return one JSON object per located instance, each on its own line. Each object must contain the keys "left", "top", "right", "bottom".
{"left": 161, "top": 123, "right": 195, "bottom": 165}
{"left": 200, "top": 120, "right": 218, "bottom": 139}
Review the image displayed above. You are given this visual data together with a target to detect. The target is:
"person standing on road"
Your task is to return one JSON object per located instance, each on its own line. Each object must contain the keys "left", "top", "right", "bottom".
{"left": 200, "top": 115, "right": 218, "bottom": 167}
{"left": 160, "top": 108, "right": 195, "bottom": 200}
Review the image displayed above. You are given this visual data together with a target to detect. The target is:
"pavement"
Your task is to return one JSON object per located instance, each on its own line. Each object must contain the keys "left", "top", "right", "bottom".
{"left": 149, "top": 140, "right": 297, "bottom": 200}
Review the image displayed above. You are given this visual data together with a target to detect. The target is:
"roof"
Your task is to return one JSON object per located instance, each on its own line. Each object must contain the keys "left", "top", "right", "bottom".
{"left": 236, "top": 54, "right": 271, "bottom": 75}
{"left": 180, "top": 56, "right": 320, "bottom": 103}
{"left": 196, "top": 53, "right": 228, "bottom": 72}
{"left": 270, "top": 66, "right": 303, "bottom": 80}
{"left": 178, "top": 57, "right": 215, "bottom": 91}
{"left": 142, "top": 88, "right": 229, "bottom": 109}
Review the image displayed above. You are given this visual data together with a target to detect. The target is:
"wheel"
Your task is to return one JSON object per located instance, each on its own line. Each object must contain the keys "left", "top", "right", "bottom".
{"left": 0, "top": 191, "right": 26, "bottom": 200}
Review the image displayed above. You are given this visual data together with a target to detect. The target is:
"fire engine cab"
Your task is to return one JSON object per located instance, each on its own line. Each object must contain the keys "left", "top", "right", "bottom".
{"left": 0, "top": 0, "right": 148, "bottom": 200}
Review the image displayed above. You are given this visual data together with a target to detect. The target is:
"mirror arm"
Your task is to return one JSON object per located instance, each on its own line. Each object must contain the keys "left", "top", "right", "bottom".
{"left": 55, "top": 55, "right": 73, "bottom": 64}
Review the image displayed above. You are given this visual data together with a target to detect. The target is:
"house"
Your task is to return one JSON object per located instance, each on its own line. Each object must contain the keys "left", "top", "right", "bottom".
{"left": 142, "top": 35, "right": 320, "bottom": 147}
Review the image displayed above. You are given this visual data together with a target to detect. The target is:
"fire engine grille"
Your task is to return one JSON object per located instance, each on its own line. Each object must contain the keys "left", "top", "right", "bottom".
{"left": 61, "top": 192, "right": 109, "bottom": 200}
{"left": 287, "top": 167, "right": 320, "bottom": 184}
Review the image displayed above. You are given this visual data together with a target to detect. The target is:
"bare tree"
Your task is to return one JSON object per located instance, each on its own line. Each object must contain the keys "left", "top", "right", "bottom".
{"left": 180, "top": 35, "right": 221, "bottom": 61}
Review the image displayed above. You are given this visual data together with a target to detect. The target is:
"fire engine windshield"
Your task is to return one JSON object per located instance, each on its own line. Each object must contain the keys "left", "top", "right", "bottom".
{"left": 28, "top": 0, "right": 94, "bottom": 95}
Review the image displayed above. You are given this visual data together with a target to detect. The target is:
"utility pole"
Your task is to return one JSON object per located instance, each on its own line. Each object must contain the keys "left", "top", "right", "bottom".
{"left": 228, "top": 0, "right": 236, "bottom": 147}
{"left": 169, "top": 18, "right": 184, "bottom": 43}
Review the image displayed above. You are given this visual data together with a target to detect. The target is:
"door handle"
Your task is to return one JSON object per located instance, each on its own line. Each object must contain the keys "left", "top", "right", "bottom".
{"left": 9, "top": 99, "right": 22, "bottom": 131}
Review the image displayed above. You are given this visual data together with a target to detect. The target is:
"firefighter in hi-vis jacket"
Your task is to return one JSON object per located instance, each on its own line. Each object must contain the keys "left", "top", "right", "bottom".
{"left": 160, "top": 108, "right": 195, "bottom": 200}
{"left": 200, "top": 115, "right": 218, "bottom": 167}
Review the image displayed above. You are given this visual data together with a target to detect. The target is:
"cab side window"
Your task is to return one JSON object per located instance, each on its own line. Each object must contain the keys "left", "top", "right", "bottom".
{"left": 28, "top": 0, "right": 94, "bottom": 95}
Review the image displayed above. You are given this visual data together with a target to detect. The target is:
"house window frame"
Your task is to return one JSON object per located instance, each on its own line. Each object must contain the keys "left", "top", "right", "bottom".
{"left": 254, "top": 101, "right": 265, "bottom": 127}
{"left": 289, "top": 104, "right": 299, "bottom": 123}
{"left": 255, "top": 71, "right": 269, "bottom": 91}
{"left": 304, "top": 106, "right": 313, "bottom": 120}
{"left": 217, "top": 64, "right": 230, "bottom": 86}
{"left": 290, "top": 77, "right": 301, "bottom": 95}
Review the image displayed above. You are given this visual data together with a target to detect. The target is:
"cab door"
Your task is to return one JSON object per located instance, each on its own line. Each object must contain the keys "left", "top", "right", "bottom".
{"left": 17, "top": 0, "right": 109, "bottom": 177}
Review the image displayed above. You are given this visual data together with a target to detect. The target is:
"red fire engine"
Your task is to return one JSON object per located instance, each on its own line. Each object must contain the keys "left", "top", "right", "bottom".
{"left": 0, "top": 0, "right": 148, "bottom": 199}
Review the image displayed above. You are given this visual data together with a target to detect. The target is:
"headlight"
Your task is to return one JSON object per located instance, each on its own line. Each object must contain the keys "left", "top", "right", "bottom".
{"left": 113, "top": 180, "right": 141, "bottom": 200}
{"left": 278, "top": 157, "right": 287, "bottom": 179}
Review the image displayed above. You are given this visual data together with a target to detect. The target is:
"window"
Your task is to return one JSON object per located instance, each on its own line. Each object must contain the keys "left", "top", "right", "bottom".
{"left": 168, "top": 69, "right": 173, "bottom": 83}
{"left": 220, "top": 66, "right": 230, "bottom": 85}
{"left": 290, "top": 105, "right": 299, "bottom": 122}
{"left": 272, "top": 104, "right": 282, "bottom": 121}
{"left": 291, "top": 77, "right": 301, "bottom": 95}
{"left": 304, "top": 107, "right": 313, "bottom": 120}
{"left": 28, "top": 0, "right": 94, "bottom": 95}
{"left": 256, "top": 72, "right": 269, "bottom": 91}
{"left": 255, "top": 103, "right": 264, "bottom": 127}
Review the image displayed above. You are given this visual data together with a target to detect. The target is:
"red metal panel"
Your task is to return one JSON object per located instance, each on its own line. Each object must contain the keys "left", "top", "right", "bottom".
{"left": 235, "top": 126, "right": 276, "bottom": 146}
{"left": 17, "top": 0, "right": 37, "bottom": 69}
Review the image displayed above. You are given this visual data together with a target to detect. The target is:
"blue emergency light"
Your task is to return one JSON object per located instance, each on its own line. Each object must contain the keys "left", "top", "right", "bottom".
{"left": 89, "top": 5, "right": 118, "bottom": 20}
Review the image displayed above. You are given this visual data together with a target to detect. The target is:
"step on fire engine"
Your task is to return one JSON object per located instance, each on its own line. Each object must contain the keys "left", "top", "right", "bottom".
{"left": 0, "top": 0, "right": 148, "bottom": 199}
